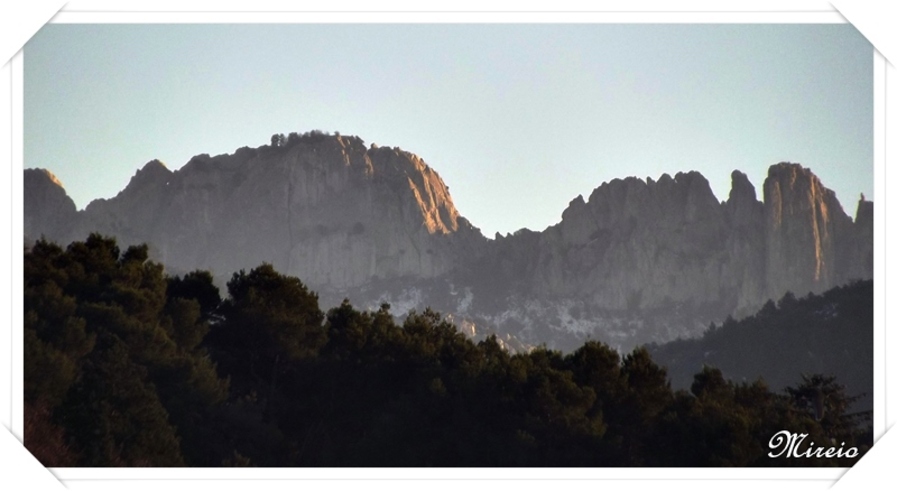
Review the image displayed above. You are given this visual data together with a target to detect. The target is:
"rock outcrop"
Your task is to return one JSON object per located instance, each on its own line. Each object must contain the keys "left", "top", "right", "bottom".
{"left": 24, "top": 133, "right": 872, "bottom": 352}
{"left": 24, "top": 169, "right": 79, "bottom": 244}
{"left": 465, "top": 163, "right": 870, "bottom": 312}
{"left": 36, "top": 133, "right": 485, "bottom": 290}
{"left": 852, "top": 196, "right": 874, "bottom": 279}
{"left": 443, "top": 162, "right": 871, "bottom": 350}
{"left": 763, "top": 163, "right": 854, "bottom": 301}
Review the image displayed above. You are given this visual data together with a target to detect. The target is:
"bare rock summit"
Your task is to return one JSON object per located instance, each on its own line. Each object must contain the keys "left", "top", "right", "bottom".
{"left": 24, "top": 134, "right": 872, "bottom": 352}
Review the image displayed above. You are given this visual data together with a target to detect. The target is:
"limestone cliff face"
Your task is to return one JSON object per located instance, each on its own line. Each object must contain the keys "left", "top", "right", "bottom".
{"left": 24, "top": 138, "right": 872, "bottom": 351}
{"left": 463, "top": 162, "right": 871, "bottom": 336}
{"left": 24, "top": 169, "right": 78, "bottom": 241}
{"left": 76, "top": 159, "right": 174, "bottom": 251}
{"left": 532, "top": 171, "right": 729, "bottom": 310}
{"left": 472, "top": 170, "right": 724, "bottom": 312}
{"left": 851, "top": 196, "right": 874, "bottom": 280}
{"left": 720, "top": 170, "right": 766, "bottom": 312}
{"left": 38, "top": 134, "right": 484, "bottom": 290}
{"left": 763, "top": 163, "right": 852, "bottom": 301}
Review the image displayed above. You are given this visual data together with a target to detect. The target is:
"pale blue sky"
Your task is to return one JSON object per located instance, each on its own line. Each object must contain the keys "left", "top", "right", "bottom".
{"left": 25, "top": 23, "right": 872, "bottom": 237}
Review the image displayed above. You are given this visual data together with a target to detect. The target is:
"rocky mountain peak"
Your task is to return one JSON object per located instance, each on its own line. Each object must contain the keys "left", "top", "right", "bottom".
{"left": 764, "top": 162, "right": 851, "bottom": 221}
{"left": 28, "top": 131, "right": 485, "bottom": 290}
{"left": 856, "top": 194, "right": 873, "bottom": 227}
{"left": 766, "top": 161, "right": 820, "bottom": 185}
{"left": 24, "top": 167, "right": 73, "bottom": 196}
{"left": 36, "top": 168, "right": 65, "bottom": 188}
{"left": 24, "top": 168, "right": 78, "bottom": 240}
{"left": 725, "top": 170, "right": 763, "bottom": 230}
{"left": 762, "top": 162, "right": 854, "bottom": 300}
{"left": 127, "top": 159, "right": 172, "bottom": 191}
{"left": 23, "top": 137, "right": 872, "bottom": 354}
{"left": 728, "top": 169, "right": 756, "bottom": 203}
{"left": 364, "top": 144, "right": 463, "bottom": 235}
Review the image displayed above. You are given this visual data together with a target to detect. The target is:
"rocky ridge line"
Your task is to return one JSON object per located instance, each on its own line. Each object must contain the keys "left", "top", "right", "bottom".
{"left": 24, "top": 133, "right": 872, "bottom": 351}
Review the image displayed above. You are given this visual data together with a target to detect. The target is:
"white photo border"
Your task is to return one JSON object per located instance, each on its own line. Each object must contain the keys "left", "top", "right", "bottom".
{"left": 1, "top": 1, "right": 892, "bottom": 489}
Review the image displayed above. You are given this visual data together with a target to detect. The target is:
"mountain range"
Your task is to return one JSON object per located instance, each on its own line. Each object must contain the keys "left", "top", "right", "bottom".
{"left": 24, "top": 131, "right": 873, "bottom": 352}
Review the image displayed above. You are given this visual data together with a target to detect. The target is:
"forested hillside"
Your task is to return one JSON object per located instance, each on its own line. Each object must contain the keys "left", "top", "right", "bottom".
{"left": 24, "top": 235, "right": 871, "bottom": 467}
{"left": 649, "top": 281, "right": 873, "bottom": 413}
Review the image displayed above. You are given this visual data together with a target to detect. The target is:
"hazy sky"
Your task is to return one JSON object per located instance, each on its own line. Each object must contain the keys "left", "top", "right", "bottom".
{"left": 24, "top": 23, "right": 872, "bottom": 237}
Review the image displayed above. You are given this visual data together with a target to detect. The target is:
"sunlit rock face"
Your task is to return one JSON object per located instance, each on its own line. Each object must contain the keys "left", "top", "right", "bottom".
{"left": 24, "top": 168, "right": 78, "bottom": 241}
{"left": 447, "top": 162, "right": 872, "bottom": 351}
{"left": 763, "top": 163, "right": 856, "bottom": 301}
{"left": 36, "top": 134, "right": 485, "bottom": 289}
{"left": 25, "top": 137, "right": 872, "bottom": 352}
{"left": 503, "top": 162, "right": 870, "bottom": 313}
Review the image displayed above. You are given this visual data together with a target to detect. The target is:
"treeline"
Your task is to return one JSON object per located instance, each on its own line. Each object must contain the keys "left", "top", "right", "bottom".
{"left": 268, "top": 129, "right": 358, "bottom": 149}
{"left": 24, "top": 235, "right": 871, "bottom": 467}
{"left": 649, "top": 281, "right": 873, "bottom": 414}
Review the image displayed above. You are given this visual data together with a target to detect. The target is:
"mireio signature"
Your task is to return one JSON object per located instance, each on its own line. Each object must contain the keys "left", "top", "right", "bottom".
{"left": 768, "top": 430, "right": 859, "bottom": 459}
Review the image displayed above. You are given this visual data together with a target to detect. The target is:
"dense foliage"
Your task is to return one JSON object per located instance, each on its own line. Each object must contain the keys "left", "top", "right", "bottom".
{"left": 649, "top": 282, "right": 873, "bottom": 415}
{"left": 24, "top": 235, "right": 872, "bottom": 467}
